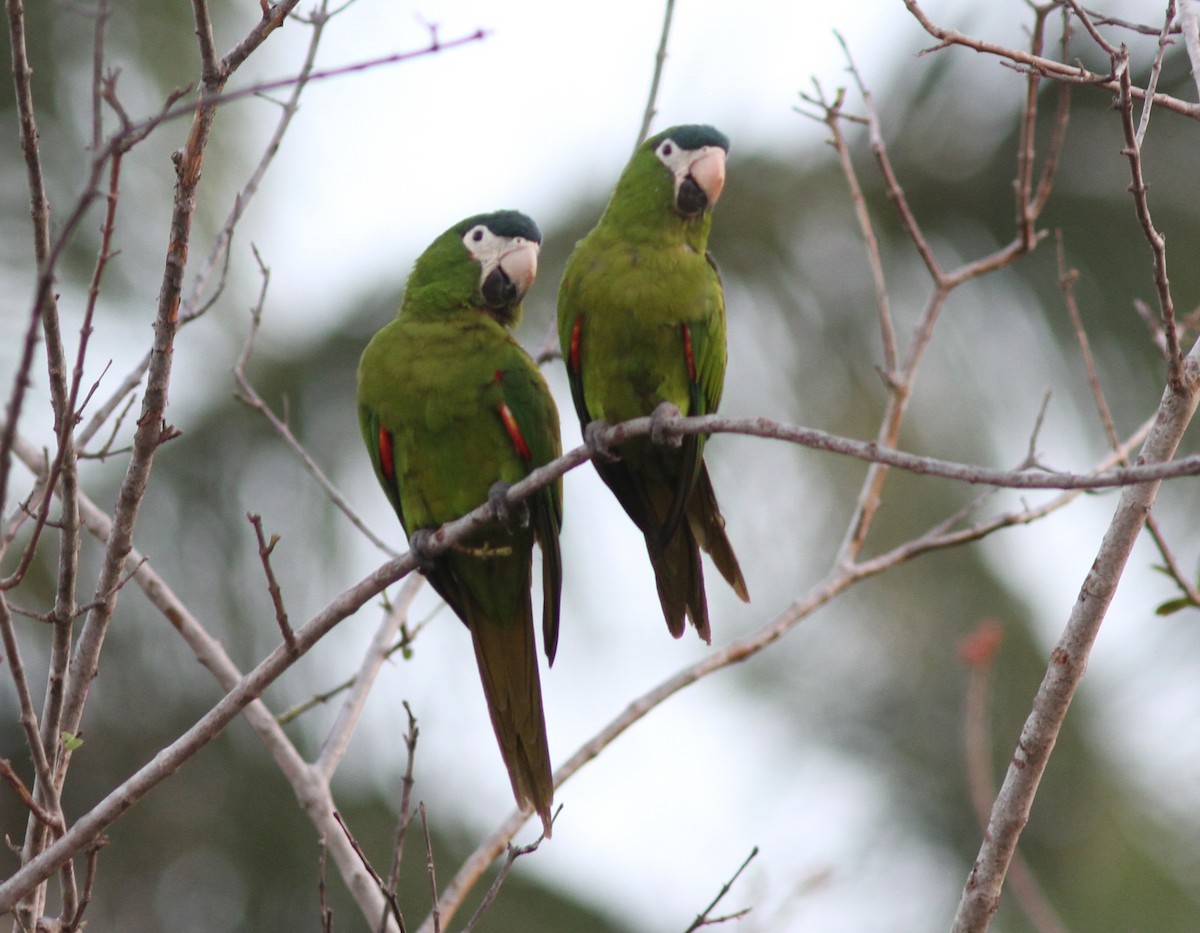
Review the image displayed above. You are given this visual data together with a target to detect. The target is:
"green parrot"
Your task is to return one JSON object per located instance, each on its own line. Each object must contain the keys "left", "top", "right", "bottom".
{"left": 557, "top": 124, "right": 748, "bottom": 643}
{"left": 357, "top": 211, "right": 561, "bottom": 836}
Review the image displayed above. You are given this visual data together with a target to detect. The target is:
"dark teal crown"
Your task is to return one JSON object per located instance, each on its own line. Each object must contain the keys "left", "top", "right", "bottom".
{"left": 646, "top": 124, "right": 730, "bottom": 153}
{"left": 456, "top": 210, "right": 542, "bottom": 244}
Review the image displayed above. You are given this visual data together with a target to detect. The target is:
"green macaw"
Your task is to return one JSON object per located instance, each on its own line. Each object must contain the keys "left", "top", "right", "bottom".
{"left": 357, "top": 211, "right": 561, "bottom": 836}
{"left": 557, "top": 124, "right": 748, "bottom": 643}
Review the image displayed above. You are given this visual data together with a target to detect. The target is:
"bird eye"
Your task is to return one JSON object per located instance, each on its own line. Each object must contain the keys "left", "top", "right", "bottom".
{"left": 662, "top": 143, "right": 673, "bottom": 156}
{"left": 472, "top": 228, "right": 484, "bottom": 242}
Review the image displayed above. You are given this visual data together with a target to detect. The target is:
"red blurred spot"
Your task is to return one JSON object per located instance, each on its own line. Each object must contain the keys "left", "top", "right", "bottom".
{"left": 959, "top": 618, "right": 1003, "bottom": 668}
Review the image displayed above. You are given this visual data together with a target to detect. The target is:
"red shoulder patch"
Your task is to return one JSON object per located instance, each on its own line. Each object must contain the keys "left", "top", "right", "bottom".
{"left": 681, "top": 322, "right": 697, "bottom": 382}
{"left": 377, "top": 425, "right": 396, "bottom": 482}
{"left": 569, "top": 316, "right": 583, "bottom": 372}
{"left": 498, "top": 402, "right": 533, "bottom": 461}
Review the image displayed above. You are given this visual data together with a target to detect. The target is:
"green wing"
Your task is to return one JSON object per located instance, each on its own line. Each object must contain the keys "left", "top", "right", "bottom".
{"left": 495, "top": 355, "right": 563, "bottom": 662}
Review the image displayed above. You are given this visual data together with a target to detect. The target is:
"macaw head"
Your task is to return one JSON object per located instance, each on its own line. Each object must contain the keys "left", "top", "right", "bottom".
{"left": 403, "top": 210, "right": 542, "bottom": 327}
{"left": 645, "top": 124, "right": 730, "bottom": 218}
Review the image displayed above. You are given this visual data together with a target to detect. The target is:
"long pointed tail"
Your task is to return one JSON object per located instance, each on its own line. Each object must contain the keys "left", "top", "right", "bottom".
{"left": 469, "top": 604, "right": 555, "bottom": 837}
{"left": 689, "top": 464, "right": 749, "bottom": 602}
{"left": 648, "top": 463, "right": 748, "bottom": 643}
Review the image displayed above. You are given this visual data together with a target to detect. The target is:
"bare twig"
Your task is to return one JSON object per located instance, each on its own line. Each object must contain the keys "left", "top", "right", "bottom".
{"left": 959, "top": 622, "right": 1067, "bottom": 933}
{"left": 683, "top": 846, "right": 758, "bottom": 931}
{"left": 1182, "top": 0, "right": 1200, "bottom": 99}
{"left": 248, "top": 512, "right": 295, "bottom": 648}
{"left": 318, "top": 836, "right": 335, "bottom": 933}
{"left": 1114, "top": 47, "right": 1182, "bottom": 389}
{"left": 380, "top": 702, "right": 421, "bottom": 933}
{"left": 802, "top": 67, "right": 896, "bottom": 378}
{"left": 235, "top": 248, "right": 398, "bottom": 556}
{"left": 67, "top": 834, "right": 107, "bottom": 932}
{"left": 180, "top": 0, "right": 346, "bottom": 324}
{"left": 0, "top": 759, "right": 63, "bottom": 831}
{"left": 459, "top": 828, "right": 552, "bottom": 933}
{"left": 274, "top": 627, "right": 416, "bottom": 724}
{"left": 634, "top": 0, "right": 676, "bottom": 149}
{"left": 420, "top": 803, "right": 440, "bottom": 933}
{"left": 1058, "top": 234, "right": 1200, "bottom": 612}
{"left": 1135, "top": 1, "right": 1178, "bottom": 146}
{"left": 902, "top": 0, "right": 1200, "bottom": 119}
{"left": 316, "top": 576, "right": 423, "bottom": 779}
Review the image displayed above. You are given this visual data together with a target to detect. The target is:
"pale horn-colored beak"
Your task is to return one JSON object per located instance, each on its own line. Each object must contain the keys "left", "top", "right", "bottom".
{"left": 687, "top": 145, "right": 727, "bottom": 206}
{"left": 497, "top": 239, "right": 539, "bottom": 302}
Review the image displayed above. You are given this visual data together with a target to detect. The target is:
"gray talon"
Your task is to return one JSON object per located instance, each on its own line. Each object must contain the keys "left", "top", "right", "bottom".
{"left": 408, "top": 529, "right": 439, "bottom": 571}
{"left": 584, "top": 420, "right": 620, "bottom": 462}
{"left": 488, "top": 481, "right": 529, "bottom": 531}
{"left": 650, "top": 402, "right": 683, "bottom": 447}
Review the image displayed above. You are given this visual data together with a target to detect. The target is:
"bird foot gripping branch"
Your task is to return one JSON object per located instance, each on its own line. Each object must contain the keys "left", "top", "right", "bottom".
{"left": 649, "top": 402, "right": 684, "bottom": 447}
{"left": 407, "top": 529, "right": 440, "bottom": 572}
{"left": 582, "top": 419, "right": 621, "bottom": 462}
{"left": 487, "top": 480, "right": 530, "bottom": 532}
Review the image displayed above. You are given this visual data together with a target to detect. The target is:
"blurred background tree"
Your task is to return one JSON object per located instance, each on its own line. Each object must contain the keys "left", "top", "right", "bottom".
{"left": 3, "top": 1, "right": 1200, "bottom": 931}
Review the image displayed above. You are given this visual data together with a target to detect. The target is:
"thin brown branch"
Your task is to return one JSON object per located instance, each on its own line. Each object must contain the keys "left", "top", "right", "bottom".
{"left": 420, "top": 803, "right": 440, "bottom": 933}
{"left": 248, "top": 512, "right": 295, "bottom": 648}
{"left": 318, "top": 836, "right": 335, "bottom": 933}
{"left": 820, "top": 35, "right": 1047, "bottom": 568}
{"left": 683, "top": 846, "right": 758, "bottom": 932}
{"left": 67, "top": 834, "right": 106, "bottom": 932}
{"left": 1015, "top": 6, "right": 1048, "bottom": 247}
{"left": 180, "top": 0, "right": 337, "bottom": 324}
{"left": 1115, "top": 47, "right": 1182, "bottom": 390}
{"left": 380, "top": 702, "right": 420, "bottom": 933}
{"left": 114, "top": 28, "right": 488, "bottom": 150}
{"left": 316, "top": 576, "right": 423, "bottom": 779}
{"left": 1029, "top": 8, "right": 1072, "bottom": 218}
{"left": 902, "top": 0, "right": 1200, "bottom": 119}
{"left": 1135, "top": 1, "right": 1178, "bottom": 147}
{"left": 0, "top": 596, "right": 56, "bottom": 800}
{"left": 1059, "top": 235, "right": 1200, "bottom": 615}
{"left": 0, "top": 759, "right": 62, "bottom": 831}
{"left": 1063, "top": 0, "right": 1118, "bottom": 55}
{"left": 959, "top": 622, "right": 1067, "bottom": 933}
{"left": 804, "top": 62, "right": 897, "bottom": 378}
{"left": 634, "top": 0, "right": 676, "bottom": 149}
{"left": 459, "top": 829, "right": 551, "bottom": 933}
{"left": 848, "top": 50, "right": 941, "bottom": 284}
{"left": 235, "top": 248, "right": 398, "bottom": 556}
